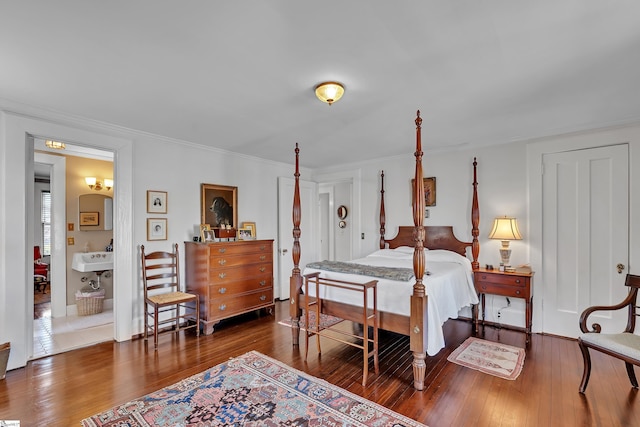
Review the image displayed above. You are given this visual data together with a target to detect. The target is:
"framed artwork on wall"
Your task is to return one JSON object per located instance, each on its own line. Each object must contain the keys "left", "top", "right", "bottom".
{"left": 147, "top": 218, "right": 167, "bottom": 241}
{"left": 80, "top": 212, "right": 99, "bottom": 226}
{"left": 411, "top": 177, "right": 436, "bottom": 207}
{"left": 147, "top": 190, "right": 167, "bottom": 214}
{"left": 201, "top": 184, "right": 237, "bottom": 228}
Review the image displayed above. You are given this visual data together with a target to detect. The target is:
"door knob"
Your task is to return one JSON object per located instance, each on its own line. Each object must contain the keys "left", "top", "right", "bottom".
{"left": 281, "top": 249, "right": 288, "bottom": 254}
{"left": 617, "top": 263, "right": 625, "bottom": 274}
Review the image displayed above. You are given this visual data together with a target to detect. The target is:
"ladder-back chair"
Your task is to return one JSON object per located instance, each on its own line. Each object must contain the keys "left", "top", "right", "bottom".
{"left": 141, "top": 243, "right": 200, "bottom": 349}
{"left": 578, "top": 273, "right": 640, "bottom": 393}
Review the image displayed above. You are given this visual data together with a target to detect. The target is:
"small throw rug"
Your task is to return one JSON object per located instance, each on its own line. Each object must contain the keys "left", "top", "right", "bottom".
{"left": 278, "top": 310, "right": 344, "bottom": 332}
{"left": 447, "top": 337, "right": 525, "bottom": 381}
{"left": 82, "top": 350, "right": 426, "bottom": 426}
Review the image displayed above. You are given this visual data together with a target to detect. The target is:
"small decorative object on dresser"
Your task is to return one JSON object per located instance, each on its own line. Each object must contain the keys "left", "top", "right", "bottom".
{"left": 185, "top": 239, "right": 274, "bottom": 334}
{"left": 241, "top": 221, "right": 256, "bottom": 238}
{"left": 238, "top": 228, "right": 253, "bottom": 240}
{"left": 147, "top": 190, "right": 167, "bottom": 214}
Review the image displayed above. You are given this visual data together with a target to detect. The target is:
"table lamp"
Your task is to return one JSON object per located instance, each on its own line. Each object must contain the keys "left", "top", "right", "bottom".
{"left": 489, "top": 216, "right": 522, "bottom": 267}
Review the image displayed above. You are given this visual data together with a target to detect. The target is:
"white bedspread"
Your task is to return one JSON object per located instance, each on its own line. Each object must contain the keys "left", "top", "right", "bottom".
{"left": 302, "top": 247, "right": 479, "bottom": 356}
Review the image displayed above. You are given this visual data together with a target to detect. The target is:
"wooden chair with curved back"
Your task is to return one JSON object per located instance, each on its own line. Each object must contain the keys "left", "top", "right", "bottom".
{"left": 578, "top": 273, "right": 640, "bottom": 393}
{"left": 141, "top": 243, "right": 200, "bottom": 349}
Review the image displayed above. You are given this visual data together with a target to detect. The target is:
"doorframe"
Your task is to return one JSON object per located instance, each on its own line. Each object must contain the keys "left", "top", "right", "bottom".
{"left": 527, "top": 124, "right": 640, "bottom": 334}
{"left": 313, "top": 168, "right": 362, "bottom": 258}
{"left": 1, "top": 109, "right": 134, "bottom": 369}
{"left": 34, "top": 152, "right": 67, "bottom": 318}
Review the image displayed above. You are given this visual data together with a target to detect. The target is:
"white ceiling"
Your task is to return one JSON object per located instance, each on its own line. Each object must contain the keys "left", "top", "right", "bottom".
{"left": 3, "top": 1, "right": 640, "bottom": 169}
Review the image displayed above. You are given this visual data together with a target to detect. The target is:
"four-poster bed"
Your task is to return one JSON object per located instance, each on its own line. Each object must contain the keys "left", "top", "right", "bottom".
{"left": 289, "top": 111, "right": 480, "bottom": 390}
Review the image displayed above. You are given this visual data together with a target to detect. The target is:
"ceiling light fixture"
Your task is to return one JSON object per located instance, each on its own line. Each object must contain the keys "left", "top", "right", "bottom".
{"left": 45, "top": 140, "right": 66, "bottom": 149}
{"left": 315, "top": 82, "right": 345, "bottom": 105}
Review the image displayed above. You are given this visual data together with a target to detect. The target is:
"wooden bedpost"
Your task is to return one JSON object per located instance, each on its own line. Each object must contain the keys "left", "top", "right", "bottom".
{"left": 290, "top": 143, "right": 302, "bottom": 345}
{"left": 471, "top": 157, "right": 480, "bottom": 270}
{"left": 410, "top": 111, "right": 427, "bottom": 390}
{"left": 379, "top": 170, "right": 386, "bottom": 249}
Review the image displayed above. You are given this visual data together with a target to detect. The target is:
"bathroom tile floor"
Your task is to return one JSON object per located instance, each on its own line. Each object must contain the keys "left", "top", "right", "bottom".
{"left": 33, "top": 308, "right": 113, "bottom": 359}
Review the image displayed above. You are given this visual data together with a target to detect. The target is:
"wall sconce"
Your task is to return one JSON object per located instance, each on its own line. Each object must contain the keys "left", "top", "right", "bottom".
{"left": 85, "top": 177, "right": 113, "bottom": 191}
{"left": 315, "top": 81, "right": 345, "bottom": 105}
{"left": 488, "top": 216, "right": 522, "bottom": 267}
{"left": 45, "top": 140, "right": 66, "bottom": 149}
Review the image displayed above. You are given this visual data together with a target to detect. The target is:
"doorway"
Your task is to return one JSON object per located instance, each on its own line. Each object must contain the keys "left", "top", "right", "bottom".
{"left": 32, "top": 141, "right": 115, "bottom": 358}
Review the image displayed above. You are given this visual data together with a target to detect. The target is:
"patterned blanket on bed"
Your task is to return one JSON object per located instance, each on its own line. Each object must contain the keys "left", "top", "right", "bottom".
{"left": 306, "top": 260, "right": 415, "bottom": 281}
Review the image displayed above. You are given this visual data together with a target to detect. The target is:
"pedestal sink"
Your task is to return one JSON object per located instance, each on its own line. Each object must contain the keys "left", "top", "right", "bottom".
{"left": 71, "top": 251, "right": 114, "bottom": 272}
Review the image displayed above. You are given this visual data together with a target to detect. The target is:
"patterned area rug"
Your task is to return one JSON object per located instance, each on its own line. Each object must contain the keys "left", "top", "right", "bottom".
{"left": 82, "top": 350, "right": 426, "bottom": 426}
{"left": 278, "top": 310, "right": 344, "bottom": 332}
{"left": 447, "top": 337, "right": 525, "bottom": 380}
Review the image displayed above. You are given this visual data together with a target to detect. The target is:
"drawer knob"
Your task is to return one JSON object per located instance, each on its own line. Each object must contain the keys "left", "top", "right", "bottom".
{"left": 259, "top": 267, "right": 266, "bottom": 273}
{"left": 260, "top": 295, "right": 267, "bottom": 301}
{"left": 218, "top": 259, "right": 227, "bottom": 266}
{"left": 219, "top": 272, "right": 227, "bottom": 279}
{"left": 218, "top": 248, "right": 226, "bottom": 254}
{"left": 515, "top": 279, "right": 520, "bottom": 284}
{"left": 260, "top": 255, "right": 266, "bottom": 261}
{"left": 219, "top": 287, "right": 227, "bottom": 294}
{"left": 259, "top": 280, "right": 266, "bottom": 286}
{"left": 481, "top": 285, "right": 487, "bottom": 290}
{"left": 219, "top": 304, "right": 226, "bottom": 311}
{"left": 481, "top": 275, "right": 487, "bottom": 280}
{"left": 260, "top": 245, "right": 266, "bottom": 251}
{"left": 515, "top": 290, "right": 521, "bottom": 295}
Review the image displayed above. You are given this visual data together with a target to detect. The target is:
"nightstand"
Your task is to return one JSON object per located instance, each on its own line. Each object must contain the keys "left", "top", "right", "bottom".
{"left": 473, "top": 268, "right": 534, "bottom": 341}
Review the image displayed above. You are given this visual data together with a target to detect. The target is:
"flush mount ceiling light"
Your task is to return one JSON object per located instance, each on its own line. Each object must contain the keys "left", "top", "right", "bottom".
{"left": 315, "top": 82, "right": 345, "bottom": 105}
{"left": 45, "top": 140, "right": 66, "bottom": 149}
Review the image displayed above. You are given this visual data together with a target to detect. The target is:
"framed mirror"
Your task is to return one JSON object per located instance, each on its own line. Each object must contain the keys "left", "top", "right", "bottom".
{"left": 79, "top": 194, "right": 113, "bottom": 231}
{"left": 337, "top": 205, "right": 348, "bottom": 220}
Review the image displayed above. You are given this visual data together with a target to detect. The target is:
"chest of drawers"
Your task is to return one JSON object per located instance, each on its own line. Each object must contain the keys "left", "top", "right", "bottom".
{"left": 185, "top": 240, "right": 274, "bottom": 334}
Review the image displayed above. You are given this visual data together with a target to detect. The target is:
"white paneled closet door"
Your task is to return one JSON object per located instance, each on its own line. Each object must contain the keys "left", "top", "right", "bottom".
{"left": 542, "top": 144, "right": 629, "bottom": 338}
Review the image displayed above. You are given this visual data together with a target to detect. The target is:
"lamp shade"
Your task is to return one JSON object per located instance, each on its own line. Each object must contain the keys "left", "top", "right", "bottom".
{"left": 489, "top": 217, "right": 522, "bottom": 241}
{"left": 315, "top": 82, "right": 345, "bottom": 105}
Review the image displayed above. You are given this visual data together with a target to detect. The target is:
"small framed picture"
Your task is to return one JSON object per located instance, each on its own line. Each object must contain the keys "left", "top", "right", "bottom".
{"left": 80, "top": 212, "right": 99, "bottom": 226}
{"left": 202, "top": 229, "right": 215, "bottom": 242}
{"left": 200, "top": 224, "right": 211, "bottom": 242}
{"left": 238, "top": 228, "right": 253, "bottom": 240}
{"left": 241, "top": 221, "right": 256, "bottom": 238}
{"left": 147, "top": 190, "right": 167, "bottom": 214}
{"left": 147, "top": 218, "right": 167, "bottom": 241}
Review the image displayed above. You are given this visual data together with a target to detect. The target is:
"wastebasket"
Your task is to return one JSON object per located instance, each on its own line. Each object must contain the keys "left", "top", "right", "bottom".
{"left": 75, "top": 288, "right": 105, "bottom": 316}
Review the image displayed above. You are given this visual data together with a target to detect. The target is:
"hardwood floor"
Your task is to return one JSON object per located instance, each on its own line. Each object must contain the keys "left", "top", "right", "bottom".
{"left": 1, "top": 300, "right": 638, "bottom": 426}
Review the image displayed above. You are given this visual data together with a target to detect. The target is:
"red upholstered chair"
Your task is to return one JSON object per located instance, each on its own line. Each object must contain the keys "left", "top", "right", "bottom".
{"left": 34, "top": 246, "right": 49, "bottom": 292}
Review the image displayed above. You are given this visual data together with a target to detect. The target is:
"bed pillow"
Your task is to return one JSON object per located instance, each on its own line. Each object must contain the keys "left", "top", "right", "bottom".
{"left": 367, "top": 248, "right": 413, "bottom": 259}
{"left": 393, "top": 246, "right": 429, "bottom": 254}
